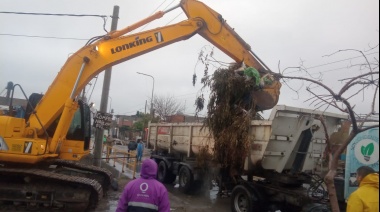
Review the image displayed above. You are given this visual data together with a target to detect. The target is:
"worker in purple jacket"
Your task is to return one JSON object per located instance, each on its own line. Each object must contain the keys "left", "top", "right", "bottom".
{"left": 116, "top": 159, "right": 170, "bottom": 212}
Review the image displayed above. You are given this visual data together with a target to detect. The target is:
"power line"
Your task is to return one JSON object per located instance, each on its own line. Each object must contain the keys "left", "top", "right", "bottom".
{"left": 0, "top": 88, "right": 6, "bottom": 97}
{"left": 0, "top": 11, "right": 109, "bottom": 33}
{"left": 0, "top": 11, "right": 107, "bottom": 18}
{"left": 306, "top": 52, "right": 379, "bottom": 70}
{"left": 121, "top": 107, "right": 146, "bottom": 115}
{"left": 165, "top": 12, "right": 183, "bottom": 26}
{"left": 148, "top": 0, "right": 168, "bottom": 15}
{"left": 0, "top": 33, "right": 88, "bottom": 41}
{"left": 88, "top": 76, "right": 100, "bottom": 103}
{"left": 1, "top": 33, "right": 378, "bottom": 76}
{"left": 163, "top": 0, "right": 177, "bottom": 10}
{"left": 285, "top": 52, "right": 379, "bottom": 75}
{"left": 138, "top": 0, "right": 169, "bottom": 32}
{"left": 291, "top": 59, "right": 379, "bottom": 79}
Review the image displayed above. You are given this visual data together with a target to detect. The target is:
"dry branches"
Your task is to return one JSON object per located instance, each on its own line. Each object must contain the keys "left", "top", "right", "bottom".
{"left": 279, "top": 47, "right": 379, "bottom": 212}
{"left": 195, "top": 64, "right": 259, "bottom": 172}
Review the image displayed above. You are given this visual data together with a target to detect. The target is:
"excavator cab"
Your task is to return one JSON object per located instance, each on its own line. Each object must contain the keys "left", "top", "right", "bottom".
{"left": 1, "top": 91, "right": 92, "bottom": 161}
{"left": 1, "top": 91, "right": 111, "bottom": 210}
{"left": 60, "top": 99, "right": 92, "bottom": 160}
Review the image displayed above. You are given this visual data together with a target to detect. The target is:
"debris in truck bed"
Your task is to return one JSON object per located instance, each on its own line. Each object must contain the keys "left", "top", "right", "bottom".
{"left": 195, "top": 63, "right": 262, "bottom": 172}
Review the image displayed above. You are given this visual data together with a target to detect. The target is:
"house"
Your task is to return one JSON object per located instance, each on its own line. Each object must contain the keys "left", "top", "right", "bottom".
{"left": 165, "top": 113, "right": 205, "bottom": 123}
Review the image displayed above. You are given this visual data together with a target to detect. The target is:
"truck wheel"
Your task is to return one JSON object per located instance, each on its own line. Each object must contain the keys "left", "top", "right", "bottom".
{"left": 231, "top": 185, "right": 255, "bottom": 212}
{"left": 157, "top": 161, "right": 176, "bottom": 184}
{"left": 157, "top": 161, "right": 168, "bottom": 183}
{"left": 178, "top": 166, "right": 193, "bottom": 194}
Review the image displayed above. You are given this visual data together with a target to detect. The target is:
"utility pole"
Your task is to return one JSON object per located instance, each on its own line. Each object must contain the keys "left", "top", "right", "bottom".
{"left": 136, "top": 72, "right": 155, "bottom": 118}
{"left": 145, "top": 100, "right": 147, "bottom": 115}
{"left": 93, "top": 5, "right": 119, "bottom": 167}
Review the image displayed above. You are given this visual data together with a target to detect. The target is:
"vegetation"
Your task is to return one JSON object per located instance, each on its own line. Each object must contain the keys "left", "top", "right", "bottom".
{"left": 195, "top": 64, "right": 260, "bottom": 173}
{"left": 153, "top": 94, "right": 185, "bottom": 122}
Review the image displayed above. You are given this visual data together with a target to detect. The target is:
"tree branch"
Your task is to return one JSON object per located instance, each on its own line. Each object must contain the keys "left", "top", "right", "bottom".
{"left": 345, "top": 83, "right": 373, "bottom": 101}
{"left": 276, "top": 74, "right": 337, "bottom": 98}
{"left": 305, "top": 86, "right": 346, "bottom": 112}
{"left": 360, "top": 83, "right": 379, "bottom": 128}
{"left": 341, "top": 99, "right": 359, "bottom": 133}
{"left": 339, "top": 72, "right": 379, "bottom": 96}
{"left": 319, "top": 116, "right": 332, "bottom": 154}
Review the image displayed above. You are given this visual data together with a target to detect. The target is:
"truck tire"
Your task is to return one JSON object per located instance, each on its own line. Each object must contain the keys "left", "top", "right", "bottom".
{"left": 231, "top": 185, "right": 255, "bottom": 212}
{"left": 157, "top": 161, "right": 177, "bottom": 184}
{"left": 178, "top": 166, "right": 193, "bottom": 194}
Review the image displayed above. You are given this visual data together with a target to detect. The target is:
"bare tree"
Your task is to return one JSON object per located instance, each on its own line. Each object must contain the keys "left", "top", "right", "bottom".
{"left": 275, "top": 47, "right": 379, "bottom": 212}
{"left": 153, "top": 94, "right": 185, "bottom": 122}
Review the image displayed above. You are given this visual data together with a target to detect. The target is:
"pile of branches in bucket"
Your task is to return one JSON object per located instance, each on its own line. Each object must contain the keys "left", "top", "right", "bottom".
{"left": 195, "top": 63, "right": 264, "bottom": 173}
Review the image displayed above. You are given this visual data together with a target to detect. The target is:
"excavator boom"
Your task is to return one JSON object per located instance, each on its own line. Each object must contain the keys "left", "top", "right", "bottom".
{"left": 28, "top": 0, "right": 280, "bottom": 139}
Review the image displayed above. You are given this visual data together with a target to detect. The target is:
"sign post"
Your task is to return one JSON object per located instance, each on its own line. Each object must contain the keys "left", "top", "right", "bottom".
{"left": 93, "top": 112, "right": 113, "bottom": 130}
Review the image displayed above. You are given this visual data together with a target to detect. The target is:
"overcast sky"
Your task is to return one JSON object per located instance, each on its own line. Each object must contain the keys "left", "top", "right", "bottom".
{"left": 0, "top": 0, "right": 379, "bottom": 118}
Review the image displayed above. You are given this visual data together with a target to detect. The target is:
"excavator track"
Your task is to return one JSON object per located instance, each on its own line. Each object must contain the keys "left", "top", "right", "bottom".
{"left": 52, "top": 159, "right": 113, "bottom": 193}
{"left": 0, "top": 167, "right": 103, "bottom": 211}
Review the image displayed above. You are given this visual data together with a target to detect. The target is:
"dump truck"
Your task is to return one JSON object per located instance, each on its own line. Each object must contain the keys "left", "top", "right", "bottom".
{"left": 148, "top": 105, "right": 349, "bottom": 211}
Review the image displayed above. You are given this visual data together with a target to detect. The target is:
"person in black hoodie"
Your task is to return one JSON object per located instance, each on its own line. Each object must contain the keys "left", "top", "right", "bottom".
{"left": 127, "top": 140, "right": 138, "bottom": 162}
{"left": 128, "top": 140, "right": 138, "bottom": 152}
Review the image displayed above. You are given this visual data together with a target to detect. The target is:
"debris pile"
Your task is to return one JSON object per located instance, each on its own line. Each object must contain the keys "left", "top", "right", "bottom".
{"left": 195, "top": 64, "right": 262, "bottom": 172}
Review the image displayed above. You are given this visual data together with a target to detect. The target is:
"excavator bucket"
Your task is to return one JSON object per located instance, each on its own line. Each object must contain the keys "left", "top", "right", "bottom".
{"left": 252, "top": 81, "right": 281, "bottom": 111}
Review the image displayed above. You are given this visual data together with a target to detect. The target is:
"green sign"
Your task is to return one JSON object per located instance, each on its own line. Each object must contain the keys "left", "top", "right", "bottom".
{"left": 344, "top": 128, "right": 379, "bottom": 199}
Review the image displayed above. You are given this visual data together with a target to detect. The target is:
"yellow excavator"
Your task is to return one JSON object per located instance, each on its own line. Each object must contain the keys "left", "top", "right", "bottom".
{"left": 0, "top": 0, "right": 281, "bottom": 210}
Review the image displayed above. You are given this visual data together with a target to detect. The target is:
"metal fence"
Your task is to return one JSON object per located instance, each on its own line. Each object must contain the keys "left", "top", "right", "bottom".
{"left": 104, "top": 145, "right": 138, "bottom": 179}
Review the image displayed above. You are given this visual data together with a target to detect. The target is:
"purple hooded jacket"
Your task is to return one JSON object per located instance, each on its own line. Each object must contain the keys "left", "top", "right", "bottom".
{"left": 116, "top": 159, "right": 170, "bottom": 212}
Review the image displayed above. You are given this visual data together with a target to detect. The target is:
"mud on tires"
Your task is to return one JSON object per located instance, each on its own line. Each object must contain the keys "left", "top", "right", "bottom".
{"left": 231, "top": 185, "right": 257, "bottom": 212}
{"left": 178, "top": 166, "right": 194, "bottom": 194}
{"left": 157, "top": 161, "right": 177, "bottom": 184}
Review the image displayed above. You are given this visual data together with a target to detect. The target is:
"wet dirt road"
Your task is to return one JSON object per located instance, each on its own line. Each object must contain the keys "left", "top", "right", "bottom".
{"left": 93, "top": 176, "right": 231, "bottom": 212}
{"left": 92, "top": 145, "right": 231, "bottom": 212}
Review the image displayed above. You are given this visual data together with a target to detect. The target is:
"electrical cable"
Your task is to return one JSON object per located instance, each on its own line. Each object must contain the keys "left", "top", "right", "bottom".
{"left": 149, "top": 0, "right": 168, "bottom": 15}
{"left": 0, "top": 11, "right": 109, "bottom": 33}
{"left": 286, "top": 52, "right": 379, "bottom": 75}
{"left": 295, "top": 59, "right": 379, "bottom": 79}
{"left": 0, "top": 33, "right": 88, "bottom": 41}
{"left": 88, "top": 76, "right": 99, "bottom": 103}
{"left": 307, "top": 52, "right": 379, "bottom": 70}
{"left": 85, "top": 35, "right": 106, "bottom": 46}
{"left": 165, "top": 12, "right": 183, "bottom": 26}
{"left": 138, "top": 0, "right": 169, "bottom": 33}
{"left": 122, "top": 107, "right": 146, "bottom": 115}
{"left": 0, "top": 88, "right": 6, "bottom": 97}
{"left": 0, "top": 11, "right": 110, "bottom": 37}
{"left": 0, "top": 11, "right": 107, "bottom": 18}
{"left": 163, "top": 0, "right": 177, "bottom": 10}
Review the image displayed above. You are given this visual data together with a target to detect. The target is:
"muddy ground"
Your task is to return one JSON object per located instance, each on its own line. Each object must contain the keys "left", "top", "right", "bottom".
{"left": 87, "top": 145, "right": 231, "bottom": 212}
{"left": 93, "top": 175, "right": 231, "bottom": 212}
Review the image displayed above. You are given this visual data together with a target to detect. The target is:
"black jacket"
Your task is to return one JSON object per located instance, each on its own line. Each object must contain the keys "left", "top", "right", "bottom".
{"left": 128, "top": 141, "right": 137, "bottom": 151}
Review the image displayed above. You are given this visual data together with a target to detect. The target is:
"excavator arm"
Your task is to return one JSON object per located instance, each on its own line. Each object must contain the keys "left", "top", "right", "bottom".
{"left": 2, "top": 0, "right": 281, "bottom": 163}
{"left": 30, "top": 0, "right": 280, "bottom": 133}
{"left": 181, "top": 0, "right": 269, "bottom": 72}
